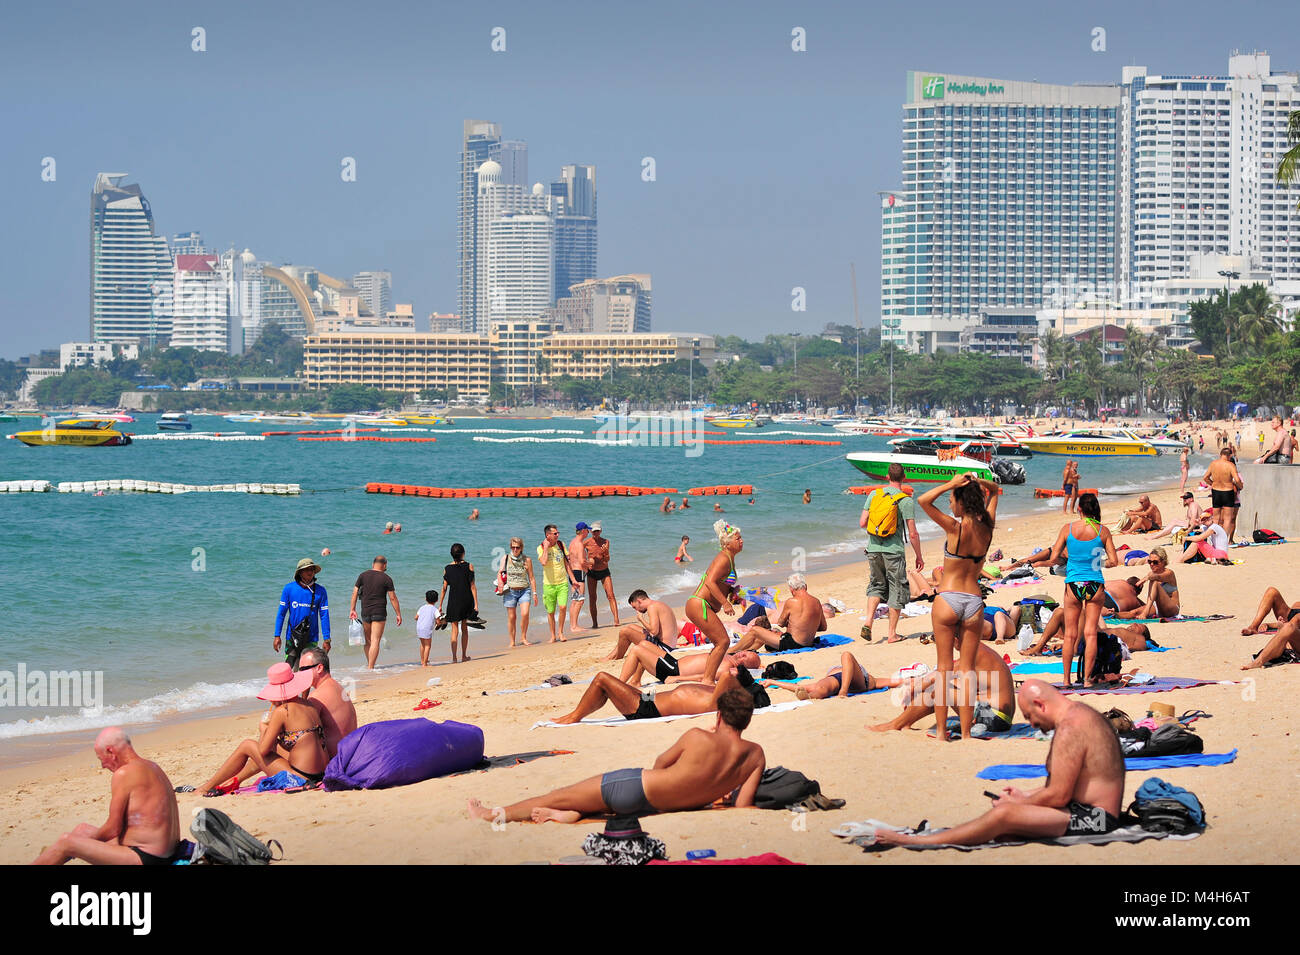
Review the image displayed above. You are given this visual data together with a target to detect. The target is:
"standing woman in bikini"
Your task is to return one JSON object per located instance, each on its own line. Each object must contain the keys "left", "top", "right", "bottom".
{"left": 1178, "top": 447, "right": 1189, "bottom": 493}
{"left": 916, "top": 472, "right": 1000, "bottom": 741}
{"left": 684, "top": 519, "right": 744, "bottom": 685}
{"left": 1047, "top": 492, "right": 1118, "bottom": 687}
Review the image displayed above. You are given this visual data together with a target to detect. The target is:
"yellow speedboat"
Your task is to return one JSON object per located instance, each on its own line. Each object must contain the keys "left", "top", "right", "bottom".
{"left": 12, "top": 418, "right": 133, "bottom": 447}
{"left": 402, "top": 414, "right": 450, "bottom": 426}
{"left": 1018, "top": 429, "right": 1156, "bottom": 457}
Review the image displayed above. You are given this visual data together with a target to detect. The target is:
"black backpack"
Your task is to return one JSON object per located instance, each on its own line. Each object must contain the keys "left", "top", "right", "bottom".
{"left": 191, "top": 808, "right": 283, "bottom": 865}
{"left": 1253, "top": 528, "right": 1283, "bottom": 543}
{"left": 754, "top": 767, "right": 820, "bottom": 809}
{"left": 762, "top": 661, "right": 797, "bottom": 681}
{"left": 1075, "top": 632, "right": 1124, "bottom": 684}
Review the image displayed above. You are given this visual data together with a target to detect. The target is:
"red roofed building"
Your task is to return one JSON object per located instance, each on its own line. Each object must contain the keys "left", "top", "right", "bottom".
{"left": 172, "top": 252, "right": 230, "bottom": 351}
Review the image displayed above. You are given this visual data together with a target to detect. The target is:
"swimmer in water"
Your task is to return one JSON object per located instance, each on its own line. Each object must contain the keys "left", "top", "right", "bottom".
{"left": 469, "top": 509, "right": 480, "bottom": 521}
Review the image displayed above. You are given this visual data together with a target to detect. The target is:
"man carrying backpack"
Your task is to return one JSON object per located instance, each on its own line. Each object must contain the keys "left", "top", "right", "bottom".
{"left": 861, "top": 463, "right": 922, "bottom": 644}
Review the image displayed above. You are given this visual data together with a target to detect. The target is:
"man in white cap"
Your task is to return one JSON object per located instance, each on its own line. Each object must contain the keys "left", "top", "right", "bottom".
{"left": 275, "top": 557, "right": 331, "bottom": 667}
{"left": 585, "top": 522, "right": 621, "bottom": 628}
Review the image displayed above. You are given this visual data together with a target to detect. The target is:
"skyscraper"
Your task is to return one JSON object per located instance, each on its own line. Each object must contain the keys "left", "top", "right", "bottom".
{"left": 475, "top": 164, "right": 554, "bottom": 328}
{"left": 351, "top": 270, "right": 393, "bottom": 319}
{"left": 551, "top": 164, "right": 598, "bottom": 302}
{"left": 90, "top": 173, "right": 175, "bottom": 345}
{"left": 459, "top": 120, "right": 502, "bottom": 329}
{"left": 171, "top": 254, "right": 229, "bottom": 352}
{"left": 490, "top": 140, "right": 529, "bottom": 188}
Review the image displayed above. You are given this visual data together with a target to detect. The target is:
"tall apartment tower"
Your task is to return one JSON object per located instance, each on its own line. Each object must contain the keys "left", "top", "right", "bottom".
{"left": 474, "top": 162, "right": 554, "bottom": 328}
{"left": 490, "top": 140, "right": 529, "bottom": 187}
{"left": 351, "top": 270, "right": 393, "bottom": 319}
{"left": 551, "top": 163, "right": 598, "bottom": 303}
{"left": 459, "top": 120, "right": 502, "bottom": 330}
{"left": 90, "top": 173, "right": 176, "bottom": 345}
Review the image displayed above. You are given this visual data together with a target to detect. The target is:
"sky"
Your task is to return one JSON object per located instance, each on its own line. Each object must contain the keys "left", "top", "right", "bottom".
{"left": 3, "top": 0, "right": 1300, "bottom": 357}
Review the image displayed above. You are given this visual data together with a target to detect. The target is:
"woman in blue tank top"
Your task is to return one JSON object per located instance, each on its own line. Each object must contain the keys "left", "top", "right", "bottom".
{"left": 1047, "top": 492, "right": 1118, "bottom": 686}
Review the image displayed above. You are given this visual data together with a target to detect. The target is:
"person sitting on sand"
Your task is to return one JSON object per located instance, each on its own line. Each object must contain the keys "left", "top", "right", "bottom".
{"left": 468, "top": 688, "right": 765, "bottom": 824}
{"left": 1240, "top": 586, "right": 1300, "bottom": 635}
{"left": 551, "top": 668, "right": 758, "bottom": 724}
{"left": 1174, "top": 512, "right": 1231, "bottom": 565}
{"left": 1117, "top": 495, "right": 1162, "bottom": 534}
{"left": 869, "top": 680, "right": 1125, "bottom": 847}
{"left": 869, "top": 640, "right": 1015, "bottom": 736}
{"left": 1113, "top": 547, "right": 1179, "bottom": 619}
{"left": 1148, "top": 492, "right": 1201, "bottom": 540}
{"left": 1242, "top": 613, "right": 1300, "bottom": 670}
{"left": 982, "top": 605, "right": 1015, "bottom": 644}
{"left": 196, "top": 663, "right": 328, "bottom": 795}
{"left": 730, "top": 574, "right": 827, "bottom": 653}
{"left": 298, "top": 647, "right": 356, "bottom": 758}
{"left": 604, "top": 590, "right": 678, "bottom": 663}
{"left": 764, "top": 651, "right": 904, "bottom": 700}
{"left": 32, "top": 727, "right": 183, "bottom": 866}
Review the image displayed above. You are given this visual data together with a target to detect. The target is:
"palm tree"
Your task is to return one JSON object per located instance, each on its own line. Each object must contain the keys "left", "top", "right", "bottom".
{"left": 1123, "top": 327, "right": 1148, "bottom": 411}
{"left": 1277, "top": 109, "right": 1300, "bottom": 208}
{"left": 1232, "top": 284, "right": 1283, "bottom": 354}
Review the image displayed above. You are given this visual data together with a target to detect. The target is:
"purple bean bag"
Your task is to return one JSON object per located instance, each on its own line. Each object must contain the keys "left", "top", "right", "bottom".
{"left": 323, "top": 718, "right": 485, "bottom": 791}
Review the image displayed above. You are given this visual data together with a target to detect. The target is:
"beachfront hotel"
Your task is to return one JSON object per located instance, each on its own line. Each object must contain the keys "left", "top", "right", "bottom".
{"left": 883, "top": 52, "right": 1300, "bottom": 354}
{"left": 538, "top": 333, "right": 716, "bottom": 381}
{"left": 90, "top": 173, "right": 176, "bottom": 346}
{"left": 302, "top": 331, "right": 493, "bottom": 400}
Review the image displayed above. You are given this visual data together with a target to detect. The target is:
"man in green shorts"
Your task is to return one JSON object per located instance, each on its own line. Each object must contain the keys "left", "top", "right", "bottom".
{"left": 861, "top": 462, "right": 923, "bottom": 644}
{"left": 537, "top": 524, "right": 578, "bottom": 643}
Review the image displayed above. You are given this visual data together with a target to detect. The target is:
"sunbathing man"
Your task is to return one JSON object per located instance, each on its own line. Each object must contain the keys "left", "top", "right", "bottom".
{"left": 1022, "top": 579, "right": 1143, "bottom": 655}
{"left": 32, "top": 727, "right": 184, "bottom": 865}
{"left": 603, "top": 590, "right": 677, "bottom": 662}
{"left": 868, "top": 640, "right": 1015, "bottom": 738}
{"left": 469, "top": 688, "right": 765, "bottom": 823}
{"left": 1242, "top": 614, "right": 1300, "bottom": 670}
{"left": 730, "top": 573, "right": 827, "bottom": 653}
{"left": 1240, "top": 586, "right": 1300, "bottom": 635}
{"left": 999, "top": 546, "right": 1065, "bottom": 575}
{"left": 621, "top": 641, "right": 760, "bottom": 685}
{"left": 1105, "top": 622, "right": 1157, "bottom": 652}
{"left": 552, "top": 668, "right": 757, "bottom": 724}
{"left": 872, "top": 679, "right": 1125, "bottom": 846}
{"left": 1117, "top": 495, "right": 1162, "bottom": 534}
{"left": 1148, "top": 492, "right": 1201, "bottom": 541}
{"left": 764, "top": 650, "right": 904, "bottom": 700}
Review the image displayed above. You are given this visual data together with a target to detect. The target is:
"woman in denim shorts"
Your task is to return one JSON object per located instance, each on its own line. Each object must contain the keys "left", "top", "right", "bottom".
{"left": 501, "top": 537, "right": 538, "bottom": 647}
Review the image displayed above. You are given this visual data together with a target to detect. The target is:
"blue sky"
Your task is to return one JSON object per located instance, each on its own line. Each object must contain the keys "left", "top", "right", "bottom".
{"left": 2, "top": 0, "right": 1298, "bottom": 356}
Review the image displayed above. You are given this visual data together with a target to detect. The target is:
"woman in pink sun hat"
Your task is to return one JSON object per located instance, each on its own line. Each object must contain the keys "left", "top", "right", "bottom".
{"left": 195, "top": 663, "right": 328, "bottom": 795}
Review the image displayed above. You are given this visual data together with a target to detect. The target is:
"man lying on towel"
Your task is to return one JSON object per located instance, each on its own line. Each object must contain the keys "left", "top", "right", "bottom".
{"left": 551, "top": 668, "right": 759, "bottom": 724}
{"left": 874, "top": 680, "right": 1125, "bottom": 846}
{"left": 469, "top": 689, "right": 765, "bottom": 823}
{"left": 868, "top": 640, "right": 1016, "bottom": 737}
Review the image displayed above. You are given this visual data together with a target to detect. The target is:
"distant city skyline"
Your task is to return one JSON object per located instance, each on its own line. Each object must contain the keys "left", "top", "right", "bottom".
{"left": 5, "top": 0, "right": 1300, "bottom": 356}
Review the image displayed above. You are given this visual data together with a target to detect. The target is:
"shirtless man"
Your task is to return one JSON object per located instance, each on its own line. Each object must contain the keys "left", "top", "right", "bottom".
{"left": 872, "top": 680, "right": 1125, "bottom": 846}
{"left": 551, "top": 668, "right": 756, "bottom": 724}
{"left": 647, "top": 649, "right": 761, "bottom": 685}
{"left": 1256, "top": 415, "right": 1294, "bottom": 464}
{"left": 585, "top": 523, "right": 620, "bottom": 628}
{"left": 1202, "top": 447, "right": 1243, "bottom": 544}
{"left": 1240, "top": 586, "right": 1300, "bottom": 635}
{"left": 568, "top": 522, "right": 592, "bottom": 634}
{"left": 32, "top": 727, "right": 184, "bottom": 865}
{"left": 731, "top": 574, "right": 827, "bottom": 653}
{"left": 1118, "top": 495, "right": 1162, "bottom": 534}
{"left": 468, "top": 688, "right": 765, "bottom": 823}
{"left": 765, "top": 650, "right": 903, "bottom": 701}
{"left": 1061, "top": 460, "right": 1078, "bottom": 515}
{"left": 1148, "top": 492, "right": 1201, "bottom": 540}
{"left": 298, "top": 647, "right": 357, "bottom": 757}
{"left": 604, "top": 589, "right": 676, "bottom": 662}
{"left": 869, "top": 640, "right": 1015, "bottom": 737}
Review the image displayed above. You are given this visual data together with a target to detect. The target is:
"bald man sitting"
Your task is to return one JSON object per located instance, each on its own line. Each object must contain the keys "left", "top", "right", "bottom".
{"left": 32, "top": 727, "right": 184, "bottom": 865}
{"left": 730, "top": 574, "right": 827, "bottom": 653}
{"left": 872, "top": 680, "right": 1126, "bottom": 846}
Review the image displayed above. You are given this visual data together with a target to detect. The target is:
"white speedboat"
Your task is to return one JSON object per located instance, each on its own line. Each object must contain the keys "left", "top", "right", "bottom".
{"left": 157, "top": 413, "right": 192, "bottom": 431}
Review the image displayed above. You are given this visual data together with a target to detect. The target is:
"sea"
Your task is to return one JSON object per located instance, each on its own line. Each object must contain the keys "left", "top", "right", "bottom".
{"left": 0, "top": 414, "right": 1192, "bottom": 748}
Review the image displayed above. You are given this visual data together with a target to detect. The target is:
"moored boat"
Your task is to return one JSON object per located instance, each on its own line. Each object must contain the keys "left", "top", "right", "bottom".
{"left": 12, "top": 418, "right": 132, "bottom": 447}
{"left": 846, "top": 450, "right": 994, "bottom": 484}
{"left": 157, "top": 413, "right": 193, "bottom": 431}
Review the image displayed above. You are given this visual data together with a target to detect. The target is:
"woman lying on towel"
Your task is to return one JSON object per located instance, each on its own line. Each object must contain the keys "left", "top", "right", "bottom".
{"left": 196, "top": 664, "right": 328, "bottom": 796}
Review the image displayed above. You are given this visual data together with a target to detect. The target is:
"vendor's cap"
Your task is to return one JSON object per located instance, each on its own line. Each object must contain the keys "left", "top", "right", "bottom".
{"left": 258, "top": 662, "right": 314, "bottom": 702}
{"left": 296, "top": 557, "right": 322, "bottom": 575}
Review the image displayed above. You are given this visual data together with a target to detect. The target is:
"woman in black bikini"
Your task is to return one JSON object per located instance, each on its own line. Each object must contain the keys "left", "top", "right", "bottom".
{"left": 197, "top": 663, "right": 328, "bottom": 795}
{"left": 916, "top": 472, "right": 1000, "bottom": 741}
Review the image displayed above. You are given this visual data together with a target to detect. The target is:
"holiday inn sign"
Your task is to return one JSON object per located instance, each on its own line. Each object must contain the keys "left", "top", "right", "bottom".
{"left": 921, "top": 75, "right": 1006, "bottom": 98}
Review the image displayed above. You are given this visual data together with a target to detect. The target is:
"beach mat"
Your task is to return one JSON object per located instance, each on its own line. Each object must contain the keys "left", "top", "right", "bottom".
{"left": 977, "top": 748, "right": 1238, "bottom": 780}
{"left": 532, "top": 698, "right": 814, "bottom": 728}
{"left": 450, "top": 750, "right": 575, "bottom": 775}
{"left": 927, "top": 720, "right": 1044, "bottom": 740}
{"left": 857, "top": 825, "right": 1198, "bottom": 852}
{"left": 758, "top": 633, "right": 853, "bottom": 655}
{"left": 1059, "top": 677, "right": 1234, "bottom": 696}
{"left": 1103, "top": 614, "right": 1233, "bottom": 625}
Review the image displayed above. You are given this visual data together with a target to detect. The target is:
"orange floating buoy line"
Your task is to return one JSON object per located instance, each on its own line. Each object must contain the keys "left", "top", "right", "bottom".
{"left": 300, "top": 436, "right": 438, "bottom": 443}
{"left": 263, "top": 428, "right": 382, "bottom": 437}
{"left": 847, "top": 484, "right": 916, "bottom": 496}
{"left": 684, "top": 485, "right": 755, "bottom": 496}
{"left": 681, "top": 439, "right": 841, "bottom": 446}
{"left": 365, "top": 484, "right": 681, "bottom": 498}
{"left": 1033, "top": 487, "right": 1099, "bottom": 498}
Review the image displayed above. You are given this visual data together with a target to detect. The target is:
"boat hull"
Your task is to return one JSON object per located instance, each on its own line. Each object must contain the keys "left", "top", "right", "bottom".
{"left": 14, "top": 429, "right": 131, "bottom": 447}
{"left": 1018, "top": 438, "right": 1156, "bottom": 457}
{"left": 846, "top": 452, "right": 993, "bottom": 483}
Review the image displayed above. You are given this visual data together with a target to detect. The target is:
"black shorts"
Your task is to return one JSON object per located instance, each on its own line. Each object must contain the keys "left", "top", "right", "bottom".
{"left": 1211, "top": 488, "right": 1236, "bottom": 510}
{"left": 587, "top": 568, "right": 611, "bottom": 583}
{"left": 1065, "top": 801, "right": 1121, "bottom": 835}
{"left": 361, "top": 613, "right": 387, "bottom": 623}
{"left": 777, "top": 634, "right": 809, "bottom": 652}
{"left": 1262, "top": 451, "right": 1283, "bottom": 464}
{"left": 571, "top": 569, "right": 585, "bottom": 584}
{"left": 626, "top": 694, "right": 661, "bottom": 721}
{"left": 653, "top": 653, "right": 680, "bottom": 682}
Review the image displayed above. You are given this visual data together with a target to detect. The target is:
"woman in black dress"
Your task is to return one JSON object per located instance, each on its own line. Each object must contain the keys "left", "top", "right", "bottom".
{"left": 440, "top": 542, "right": 478, "bottom": 663}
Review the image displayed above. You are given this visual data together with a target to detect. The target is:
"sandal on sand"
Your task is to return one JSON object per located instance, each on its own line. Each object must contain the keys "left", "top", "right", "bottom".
{"left": 413, "top": 698, "right": 442, "bottom": 711}
{"left": 203, "top": 776, "right": 239, "bottom": 798}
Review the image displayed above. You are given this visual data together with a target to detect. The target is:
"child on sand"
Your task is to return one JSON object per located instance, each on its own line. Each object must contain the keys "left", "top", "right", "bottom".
{"left": 416, "top": 589, "right": 439, "bottom": 666}
{"left": 675, "top": 536, "right": 692, "bottom": 563}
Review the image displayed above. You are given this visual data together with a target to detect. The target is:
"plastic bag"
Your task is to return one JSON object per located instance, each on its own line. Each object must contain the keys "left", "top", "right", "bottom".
{"left": 348, "top": 618, "right": 364, "bottom": 647}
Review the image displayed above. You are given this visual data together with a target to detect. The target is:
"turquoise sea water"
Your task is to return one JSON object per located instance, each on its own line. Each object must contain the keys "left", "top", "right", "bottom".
{"left": 0, "top": 414, "right": 1191, "bottom": 739}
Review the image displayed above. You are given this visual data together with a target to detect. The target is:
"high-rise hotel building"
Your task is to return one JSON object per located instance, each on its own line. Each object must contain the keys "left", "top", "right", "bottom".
{"left": 884, "top": 53, "right": 1300, "bottom": 353}
{"left": 91, "top": 173, "right": 175, "bottom": 345}
{"left": 881, "top": 73, "right": 1120, "bottom": 353}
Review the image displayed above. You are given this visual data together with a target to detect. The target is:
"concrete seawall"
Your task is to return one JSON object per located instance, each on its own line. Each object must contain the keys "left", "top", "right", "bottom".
{"left": 1236, "top": 462, "right": 1300, "bottom": 539}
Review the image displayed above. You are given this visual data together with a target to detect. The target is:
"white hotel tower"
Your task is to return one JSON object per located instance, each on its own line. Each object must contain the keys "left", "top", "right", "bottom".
{"left": 474, "top": 160, "right": 555, "bottom": 329}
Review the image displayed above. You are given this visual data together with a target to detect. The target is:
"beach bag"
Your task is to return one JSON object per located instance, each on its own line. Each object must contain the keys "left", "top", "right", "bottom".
{"left": 348, "top": 618, "right": 364, "bottom": 647}
{"left": 190, "top": 808, "right": 283, "bottom": 865}
{"left": 1253, "top": 528, "right": 1283, "bottom": 543}
{"left": 286, "top": 588, "right": 319, "bottom": 668}
{"left": 754, "top": 767, "right": 820, "bottom": 810}
{"left": 1075, "top": 632, "right": 1124, "bottom": 684}
{"left": 1127, "top": 777, "right": 1206, "bottom": 834}
{"left": 865, "top": 489, "right": 907, "bottom": 538}
{"left": 1138, "top": 722, "right": 1204, "bottom": 758}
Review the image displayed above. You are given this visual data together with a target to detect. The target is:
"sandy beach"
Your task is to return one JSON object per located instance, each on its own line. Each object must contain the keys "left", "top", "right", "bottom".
{"left": 4, "top": 420, "right": 1296, "bottom": 865}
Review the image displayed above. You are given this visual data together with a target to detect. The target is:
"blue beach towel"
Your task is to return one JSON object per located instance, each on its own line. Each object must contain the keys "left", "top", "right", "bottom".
{"left": 256, "top": 770, "right": 307, "bottom": 791}
{"left": 758, "top": 633, "right": 853, "bottom": 655}
{"left": 976, "top": 749, "right": 1238, "bottom": 780}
